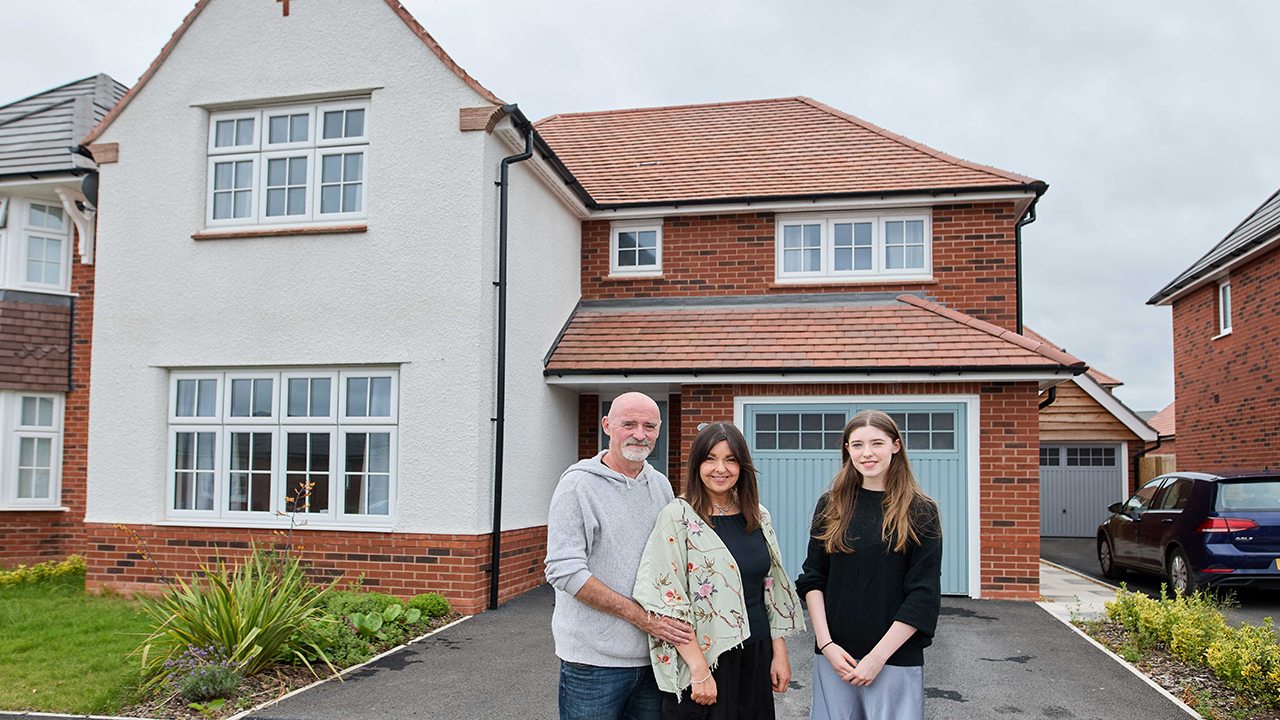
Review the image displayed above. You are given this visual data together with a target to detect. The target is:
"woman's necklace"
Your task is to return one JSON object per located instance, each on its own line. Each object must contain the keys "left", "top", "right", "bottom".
{"left": 711, "top": 491, "right": 738, "bottom": 515}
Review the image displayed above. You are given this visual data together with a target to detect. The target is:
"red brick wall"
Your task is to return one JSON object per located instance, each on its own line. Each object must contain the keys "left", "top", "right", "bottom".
{"left": 581, "top": 202, "right": 1019, "bottom": 329}
{"left": 1171, "top": 244, "right": 1280, "bottom": 470}
{"left": 85, "top": 523, "right": 547, "bottom": 615}
{"left": 0, "top": 233, "right": 93, "bottom": 567}
{"left": 578, "top": 394, "right": 599, "bottom": 459}
{"left": 651, "top": 381, "right": 1041, "bottom": 599}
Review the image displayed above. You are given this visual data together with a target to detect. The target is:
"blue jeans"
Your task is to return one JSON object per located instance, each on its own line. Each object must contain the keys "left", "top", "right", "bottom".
{"left": 559, "top": 660, "right": 662, "bottom": 720}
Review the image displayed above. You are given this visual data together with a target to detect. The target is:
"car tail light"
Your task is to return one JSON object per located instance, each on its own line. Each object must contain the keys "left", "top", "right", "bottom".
{"left": 1200, "top": 568, "right": 1235, "bottom": 573}
{"left": 1196, "top": 517, "right": 1260, "bottom": 533}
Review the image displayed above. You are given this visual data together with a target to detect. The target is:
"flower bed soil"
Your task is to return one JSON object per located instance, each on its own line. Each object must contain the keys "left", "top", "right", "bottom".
{"left": 1078, "top": 619, "right": 1280, "bottom": 720}
{"left": 120, "top": 612, "right": 462, "bottom": 720}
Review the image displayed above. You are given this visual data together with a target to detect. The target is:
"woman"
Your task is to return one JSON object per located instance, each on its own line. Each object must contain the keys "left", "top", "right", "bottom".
{"left": 795, "top": 410, "right": 942, "bottom": 720}
{"left": 633, "top": 421, "right": 805, "bottom": 719}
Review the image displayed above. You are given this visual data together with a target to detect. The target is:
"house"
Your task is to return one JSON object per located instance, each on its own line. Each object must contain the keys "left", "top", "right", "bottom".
{"left": 78, "top": 0, "right": 1079, "bottom": 609}
{"left": 1149, "top": 188, "right": 1280, "bottom": 471}
{"left": 1024, "top": 328, "right": 1156, "bottom": 537}
{"left": 0, "top": 75, "right": 126, "bottom": 566}
{"left": 1147, "top": 400, "right": 1176, "bottom": 459}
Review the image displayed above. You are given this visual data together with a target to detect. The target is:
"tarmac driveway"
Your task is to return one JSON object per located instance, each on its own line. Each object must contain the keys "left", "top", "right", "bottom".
{"left": 247, "top": 583, "right": 1188, "bottom": 720}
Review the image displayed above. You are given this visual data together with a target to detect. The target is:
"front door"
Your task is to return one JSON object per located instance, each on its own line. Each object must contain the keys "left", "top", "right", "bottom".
{"left": 744, "top": 401, "right": 969, "bottom": 595}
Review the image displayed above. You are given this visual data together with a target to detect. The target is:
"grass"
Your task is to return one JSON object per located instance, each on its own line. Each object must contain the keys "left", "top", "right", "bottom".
{"left": 0, "top": 571, "right": 152, "bottom": 714}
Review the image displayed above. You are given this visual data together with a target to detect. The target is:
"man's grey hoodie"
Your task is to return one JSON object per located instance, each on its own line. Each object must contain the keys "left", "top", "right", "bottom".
{"left": 544, "top": 450, "right": 675, "bottom": 667}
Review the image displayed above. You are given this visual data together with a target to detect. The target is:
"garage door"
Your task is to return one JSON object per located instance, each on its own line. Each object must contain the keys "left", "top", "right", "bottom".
{"left": 1039, "top": 444, "right": 1124, "bottom": 537}
{"left": 744, "top": 401, "right": 969, "bottom": 595}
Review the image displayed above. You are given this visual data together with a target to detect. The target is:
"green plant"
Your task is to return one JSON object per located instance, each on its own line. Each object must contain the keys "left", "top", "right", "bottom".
{"left": 134, "top": 546, "right": 336, "bottom": 688}
{"left": 188, "top": 698, "right": 227, "bottom": 715}
{"left": 1207, "top": 618, "right": 1280, "bottom": 706}
{"left": 348, "top": 611, "right": 385, "bottom": 640}
{"left": 0, "top": 555, "right": 87, "bottom": 587}
{"left": 408, "top": 592, "right": 450, "bottom": 618}
{"left": 166, "top": 644, "right": 243, "bottom": 702}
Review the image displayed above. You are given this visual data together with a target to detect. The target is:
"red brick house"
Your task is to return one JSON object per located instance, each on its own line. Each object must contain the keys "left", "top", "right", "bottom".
{"left": 538, "top": 98, "right": 1083, "bottom": 599}
{"left": 0, "top": 75, "right": 125, "bottom": 566}
{"left": 1149, "top": 188, "right": 1280, "bottom": 470}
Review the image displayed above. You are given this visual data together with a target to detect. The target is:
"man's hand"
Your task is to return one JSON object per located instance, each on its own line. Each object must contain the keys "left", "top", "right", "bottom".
{"left": 638, "top": 612, "right": 694, "bottom": 646}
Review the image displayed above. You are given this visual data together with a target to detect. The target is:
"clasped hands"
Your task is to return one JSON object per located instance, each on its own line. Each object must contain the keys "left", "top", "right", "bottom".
{"left": 820, "top": 642, "right": 885, "bottom": 686}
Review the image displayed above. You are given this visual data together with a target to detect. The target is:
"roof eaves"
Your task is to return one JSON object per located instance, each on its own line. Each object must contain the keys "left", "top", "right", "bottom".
{"left": 897, "top": 295, "right": 1087, "bottom": 368}
{"left": 83, "top": 0, "right": 503, "bottom": 146}
{"left": 543, "top": 364, "right": 1084, "bottom": 378}
{"left": 588, "top": 184, "right": 1042, "bottom": 211}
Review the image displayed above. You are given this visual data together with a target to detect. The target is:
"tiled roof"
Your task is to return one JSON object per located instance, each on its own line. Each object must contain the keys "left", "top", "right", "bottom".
{"left": 1023, "top": 327, "right": 1121, "bottom": 387}
{"left": 1148, "top": 401, "right": 1176, "bottom": 437}
{"left": 534, "top": 97, "right": 1044, "bottom": 207}
{"left": 82, "top": 0, "right": 502, "bottom": 145}
{"left": 545, "top": 295, "right": 1084, "bottom": 374}
{"left": 1150, "top": 186, "right": 1280, "bottom": 305}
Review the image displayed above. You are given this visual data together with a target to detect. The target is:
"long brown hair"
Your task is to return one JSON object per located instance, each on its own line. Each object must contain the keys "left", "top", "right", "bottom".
{"left": 814, "top": 410, "right": 937, "bottom": 554}
{"left": 685, "top": 422, "right": 761, "bottom": 534}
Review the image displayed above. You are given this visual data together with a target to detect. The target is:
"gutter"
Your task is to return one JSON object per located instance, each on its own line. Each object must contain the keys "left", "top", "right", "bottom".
{"left": 490, "top": 105, "right": 534, "bottom": 611}
{"left": 543, "top": 364, "right": 1087, "bottom": 378}
{"left": 587, "top": 182, "right": 1049, "bottom": 212}
{"left": 1038, "top": 386, "right": 1056, "bottom": 409}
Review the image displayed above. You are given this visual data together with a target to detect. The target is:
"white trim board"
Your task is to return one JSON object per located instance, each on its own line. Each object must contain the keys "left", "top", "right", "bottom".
{"left": 590, "top": 191, "right": 1038, "bottom": 221}
{"left": 546, "top": 371, "right": 1075, "bottom": 393}
{"left": 1071, "top": 375, "right": 1158, "bottom": 442}
{"left": 733, "top": 393, "right": 983, "bottom": 599}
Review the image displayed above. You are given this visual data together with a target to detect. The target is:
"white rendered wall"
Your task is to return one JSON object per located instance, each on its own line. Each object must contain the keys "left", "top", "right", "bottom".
{"left": 86, "top": 0, "right": 580, "bottom": 535}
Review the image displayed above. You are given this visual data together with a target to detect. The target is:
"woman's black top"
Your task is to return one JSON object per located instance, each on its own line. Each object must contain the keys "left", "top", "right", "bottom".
{"left": 712, "top": 512, "right": 771, "bottom": 646}
{"left": 794, "top": 489, "right": 942, "bottom": 667}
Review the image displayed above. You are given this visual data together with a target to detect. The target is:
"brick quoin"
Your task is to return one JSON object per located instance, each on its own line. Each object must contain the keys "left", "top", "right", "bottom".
{"left": 0, "top": 234, "right": 93, "bottom": 567}
{"left": 1170, "top": 243, "right": 1280, "bottom": 470}
{"left": 84, "top": 523, "right": 547, "bottom": 615}
{"left": 577, "top": 380, "right": 1040, "bottom": 599}
{"left": 580, "top": 202, "right": 1020, "bottom": 331}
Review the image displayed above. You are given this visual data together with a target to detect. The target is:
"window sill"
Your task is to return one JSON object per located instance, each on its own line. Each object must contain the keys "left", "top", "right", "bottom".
{"left": 604, "top": 273, "right": 664, "bottom": 282}
{"left": 770, "top": 277, "right": 937, "bottom": 288}
{"left": 1212, "top": 328, "right": 1233, "bottom": 340}
{"left": 192, "top": 224, "right": 368, "bottom": 241}
{"left": 0, "top": 506, "right": 70, "bottom": 512}
{"left": 155, "top": 518, "right": 393, "bottom": 532}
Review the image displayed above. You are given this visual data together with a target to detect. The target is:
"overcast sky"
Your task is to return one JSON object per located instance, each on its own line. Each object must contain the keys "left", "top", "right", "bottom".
{"left": 6, "top": 0, "right": 1279, "bottom": 412}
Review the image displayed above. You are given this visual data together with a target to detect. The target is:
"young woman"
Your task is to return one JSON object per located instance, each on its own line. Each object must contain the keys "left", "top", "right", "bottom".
{"left": 795, "top": 410, "right": 942, "bottom": 720}
{"left": 633, "top": 421, "right": 805, "bottom": 719}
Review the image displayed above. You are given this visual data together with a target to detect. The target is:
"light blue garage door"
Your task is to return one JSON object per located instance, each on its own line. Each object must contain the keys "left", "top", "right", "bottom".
{"left": 744, "top": 402, "right": 969, "bottom": 595}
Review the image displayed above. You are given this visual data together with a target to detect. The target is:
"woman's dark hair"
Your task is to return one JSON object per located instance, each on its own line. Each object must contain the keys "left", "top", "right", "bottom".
{"left": 685, "top": 421, "right": 761, "bottom": 534}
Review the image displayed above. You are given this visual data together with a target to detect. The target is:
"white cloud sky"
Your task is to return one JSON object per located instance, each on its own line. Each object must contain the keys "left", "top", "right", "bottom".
{"left": 6, "top": 0, "right": 1279, "bottom": 412}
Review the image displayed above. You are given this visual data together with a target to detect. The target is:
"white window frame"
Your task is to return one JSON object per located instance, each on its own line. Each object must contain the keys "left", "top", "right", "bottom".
{"left": 775, "top": 211, "right": 932, "bottom": 282}
{"left": 1217, "top": 279, "right": 1232, "bottom": 336}
{"left": 5, "top": 392, "right": 64, "bottom": 509}
{"left": 609, "top": 221, "right": 663, "bottom": 277}
{"left": 20, "top": 200, "right": 70, "bottom": 292}
{"left": 205, "top": 100, "right": 368, "bottom": 230}
{"left": 164, "top": 367, "right": 397, "bottom": 527}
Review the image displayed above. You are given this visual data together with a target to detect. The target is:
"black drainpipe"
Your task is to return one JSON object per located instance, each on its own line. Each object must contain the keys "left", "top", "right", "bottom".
{"left": 1038, "top": 386, "right": 1056, "bottom": 410}
{"left": 491, "top": 106, "right": 533, "bottom": 611}
{"left": 1015, "top": 199, "right": 1038, "bottom": 336}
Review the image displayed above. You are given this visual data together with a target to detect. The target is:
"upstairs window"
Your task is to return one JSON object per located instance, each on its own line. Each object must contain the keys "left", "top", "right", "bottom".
{"left": 1218, "top": 280, "right": 1232, "bottom": 336}
{"left": 775, "top": 212, "right": 930, "bottom": 281}
{"left": 610, "top": 222, "right": 662, "bottom": 276}
{"left": 22, "top": 202, "right": 69, "bottom": 291}
{"left": 206, "top": 100, "right": 369, "bottom": 229}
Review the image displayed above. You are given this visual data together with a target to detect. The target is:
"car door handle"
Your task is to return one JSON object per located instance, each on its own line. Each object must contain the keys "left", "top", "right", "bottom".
{"left": 1161, "top": 518, "right": 1174, "bottom": 524}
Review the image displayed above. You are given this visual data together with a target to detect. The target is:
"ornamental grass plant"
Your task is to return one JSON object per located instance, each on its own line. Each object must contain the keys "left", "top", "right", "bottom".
{"left": 134, "top": 546, "right": 337, "bottom": 689}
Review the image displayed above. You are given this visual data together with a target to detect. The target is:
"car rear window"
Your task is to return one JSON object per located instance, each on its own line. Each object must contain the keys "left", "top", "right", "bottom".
{"left": 1216, "top": 481, "right": 1280, "bottom": 511}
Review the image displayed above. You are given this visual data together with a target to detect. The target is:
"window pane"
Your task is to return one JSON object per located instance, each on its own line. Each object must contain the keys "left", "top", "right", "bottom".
{"left": 266, "top": 188, "right": 286, "bottom": 216}
{"left": 803, "top": 224, "right": 821, "bottom": 248}
{"left": 804, "top": 248, "right": 821, "bottom": 272}
{"left": 312, "top": 433, "right": 330, "bottom": 471}
{"left": 637, "top": 248, "right": 657, "bottom": 266}
{"left": 29, "top": 204, "right": 47, "bottom": 227}
{"left": 234, "top": 190, "right": 252, "bottom": 218}
{"left": 252, "top": 378, "right": 272, "bottom": 417}
{"left": 931, "top": 413, "right": 954, "bottom": 431}
{"left": 341, "top": 184, "right": 362, "bottom": 213}
{"left": 618, "top": 232, "right": 636, "bottom": 250}
{"left": 345, "top": 109, "right": 365, "bottom": 137}
{"left": 196, "top": 432, "right": 216, "bottom": 470}
{"left": 854, "top": 247, "right": 872, "bottom": 270}
{"left": 801, "top": 433, "right": 822, "bottom": 450}
{"left": 369, "top": 377, "right": 391, "bottom": 417}
{"left": 269, "top": 115, "right": 289, "bottom": 144}
{"left": 287, "top": 379, "right": 308, "bottom": 417}
{"left": 19, "top": 436, "right": 33, "bottom": 467}
{"left": 323, "top": 111, "right": 343, "bottom": 139}
{"left": 886, "top": 246, "right": 904, "bottom": 269}
{"left": 322, "top": 154, "right": 342, "bottom": 183}
{"left": 756, "top": 433, "right": 776, "bottom": 450}
{"left": 368, "top": 432, "right": 390, "bottom": 472}
{"left": 854, "top": 222, "right": 872, "bottom": 247}
{"left": 834, "top": 248, "right": 851, "bottom": 272}
{"left": 287, "top": 432, "right": 307, "bottom": 471}
{"left": 344, "top": 153, "right": 363, "bottom": 182}
{"left": 35, "top": 437, "right": 51, "bottom": 467}
{"left": 907, "top": 433, "right": 930, "bottom": 450}
{"left": 176, "top": 380, "right": 196, "bottom": 416}
{"left": 214, "top": 162, "right": 233, "bottom": 190}
{"left": 783, "top": 225, "right": 800, "bottom": 249}
{"left": 834, "top": 223, "right": 851, "bottom": 247}
{"left": 197, "top": 380, "right": 217, "bottom": 417}
{"left": 906, "top": 245, "right": 924, "bottom": 269}
{"left": 907, "top": 413, "right": 930, "bottom": 431}
{"left": 291, "top": 114, "right": 308, "bottom": 142}
{"left": 778, "top": 414, "right": 799, "bottom": 431}
{"left": 252, "top": 432, "right": 272, "bottom": 470}
{"left": 213, "top": 193, "right": 231, "bottom": 220}
{"left": 321, "top": 185, "right": 340, "bottom": 214}
{"left": 885, "top": 221, "right": 903, "bottom": 245}
{"left": 887, "top": 413, "right": 905, "bottom": 429}
{"left": 267, "top": 158, "right": 287, "bottom": 186}
{"left": 347, "top": 378, "right": 368, "bottom": 417}
{"left": 756, "top": 414, "right": 776, "bottom": 431}
{"left": 801, "top": 414, "right": 822, "bottom": 431}
{"left": 825, "top": 414, "right": 844, "bottom": 430}
{"left": 783, "top": 249, "right": 799, "bottom": 273}
{"left": 25, "top": 259, "right": 41, "bottom": 284}
{"left": 234, "top": 118, "right": 253, "bottom": 145}
{"left": 215, "top": 120, "right": 234, "bottom": 147}
{"left": 638, "top": 231, "right": 657, "bottom": 248}
{"left": 778, "top": 432, "right": 799, "bottom": 450}
{"left": 311, "top": 377, "right": 331, "bottom": 416}
{"left": 287, "top": 187, "right": 306, "bottom": 215}
{"left": 230, "top": 379, "right": 251, "bottom": 416}
{"left": 932, "top": 432, "right": 954, "bottom": 450}
{"left": 21, "top": 397, "right": 37, "bottom": 426}
{"left": 824, "top": 432, "right": 842, "bottom": 449}
{"left": 288, "top": 156, "right": 307, "bottom": 185}
{"left": 234, "top": 161, "right": 253, "bottom": 189}
{"left": 906, "top": 220, "right": 924, "bottom": 243}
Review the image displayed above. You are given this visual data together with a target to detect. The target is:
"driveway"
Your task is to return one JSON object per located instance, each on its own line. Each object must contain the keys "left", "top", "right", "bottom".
{"left": 1042, "top": 536, "right": 1280, "bottom": 628}
{"left": 246, "top": 583, "right": 1190, "bottom": 720}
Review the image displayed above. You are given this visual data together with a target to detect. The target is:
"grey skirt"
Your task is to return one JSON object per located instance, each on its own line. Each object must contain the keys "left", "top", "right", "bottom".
{"left": 809, "top": 655, "right": 924, "bottom": 720}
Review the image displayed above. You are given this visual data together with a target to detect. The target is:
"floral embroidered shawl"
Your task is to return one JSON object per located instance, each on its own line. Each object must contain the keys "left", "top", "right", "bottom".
{"left": 632, "top": 498, "right": 805, "bottom": 696}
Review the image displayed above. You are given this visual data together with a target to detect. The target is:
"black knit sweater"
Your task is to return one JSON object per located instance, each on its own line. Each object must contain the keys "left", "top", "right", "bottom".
{"left": 794, "top": 489, "right": 942, "bottom": 667}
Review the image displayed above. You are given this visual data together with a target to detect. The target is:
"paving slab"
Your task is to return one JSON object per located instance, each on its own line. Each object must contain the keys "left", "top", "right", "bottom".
{"left": 243, "top": 582, "right": 1190, "bottom": 720}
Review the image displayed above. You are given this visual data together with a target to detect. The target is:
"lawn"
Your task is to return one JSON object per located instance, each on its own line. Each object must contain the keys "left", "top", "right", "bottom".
{"left": 0, "top": 572, "right": 152, "bottom": 714}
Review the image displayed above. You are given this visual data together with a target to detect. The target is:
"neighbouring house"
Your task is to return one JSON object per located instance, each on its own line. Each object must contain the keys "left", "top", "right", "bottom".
{"left": 77, "top": 0, "right": 1081, "bottom": 609}
{"left": 1024, "top": 328, "right": 1156, "bottom": 538}
{"left": 1147, "top": 400, "right": 1176, "bottom": 459}
{"left": 1150, "top": 188, "right": 1280, "bottom": 471}
{"left": 0, "top": 75, "right": 126, "bottom": 566}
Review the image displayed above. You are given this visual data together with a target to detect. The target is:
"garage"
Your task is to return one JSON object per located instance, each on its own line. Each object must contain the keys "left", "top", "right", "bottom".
{"left": 741, "top": 399, "right": 971, "bottom": 595}
{"left": 1038, "top": 443, "right": 1126, "bottom": 537}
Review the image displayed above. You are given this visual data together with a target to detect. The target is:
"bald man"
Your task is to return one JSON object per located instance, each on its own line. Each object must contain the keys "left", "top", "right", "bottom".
{"left": 545, "top": 392, "right": 694, "bottom": 720}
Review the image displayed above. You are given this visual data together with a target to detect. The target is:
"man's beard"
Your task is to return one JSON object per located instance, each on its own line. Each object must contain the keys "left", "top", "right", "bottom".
{"left": 619, "top": 440, "right": 653, "bottom": 462}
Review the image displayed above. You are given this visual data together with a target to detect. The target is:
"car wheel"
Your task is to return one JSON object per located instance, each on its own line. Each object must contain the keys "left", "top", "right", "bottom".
{"left": 1098, "top": 536, "right": 1125, "bottom": 580}
{"left": 1167, "top": 547, "right": 1198, "bottom": 595}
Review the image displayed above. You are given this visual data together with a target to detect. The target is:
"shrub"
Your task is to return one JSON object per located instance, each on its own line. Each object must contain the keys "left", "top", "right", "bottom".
{"left": 1207, "top": 619, "right": 1280, "bottom": 706}
{"left": 408, "top": 592, "right": 450, "bottom": 618}
{"left": 135, "top": 547, "right": 336, "bottom": 688}
{"left": 165, "top": 644, "right": 244, "bottom": 702}
{"left": 0, "top": 555, "right": 87, "bottom": 587}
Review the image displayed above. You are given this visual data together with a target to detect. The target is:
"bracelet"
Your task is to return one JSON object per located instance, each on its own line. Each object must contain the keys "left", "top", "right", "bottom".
{"left": 691, "top": 672, "right": 712, "bottom": 684}
{"left": 818, "top": 641, "right": 835, "bottom": 652}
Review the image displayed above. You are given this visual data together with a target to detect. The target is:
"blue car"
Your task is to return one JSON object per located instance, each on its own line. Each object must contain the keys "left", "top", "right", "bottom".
{"left": 1096, "top": 471, "right": 1280, "bottom": 594}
